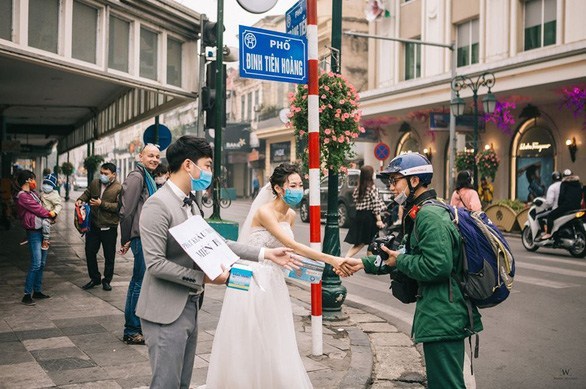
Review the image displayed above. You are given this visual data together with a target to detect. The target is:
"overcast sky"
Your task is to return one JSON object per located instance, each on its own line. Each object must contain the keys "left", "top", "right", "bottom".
{"left": 176, "top": 0, "right": 298, "bottom": 47}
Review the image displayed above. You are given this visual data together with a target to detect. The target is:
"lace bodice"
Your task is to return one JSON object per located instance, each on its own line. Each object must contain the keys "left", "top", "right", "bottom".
{"left": 247, "top": 222, "right": 293, "bottom": 249}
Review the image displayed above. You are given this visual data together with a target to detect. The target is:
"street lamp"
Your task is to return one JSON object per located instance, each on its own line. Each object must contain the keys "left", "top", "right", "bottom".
{"left": 450, "top": 72, "right": 497, "bottom": 186}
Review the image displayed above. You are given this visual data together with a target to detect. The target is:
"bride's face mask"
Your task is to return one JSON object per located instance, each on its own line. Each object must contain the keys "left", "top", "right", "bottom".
{"left": 279, "top": 174, "right": 304, "bottom": 207}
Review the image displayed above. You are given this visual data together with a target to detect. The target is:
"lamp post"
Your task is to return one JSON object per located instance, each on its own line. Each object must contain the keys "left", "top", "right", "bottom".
{"left": 450, "top": 72, "right": 497, "bottom": 187}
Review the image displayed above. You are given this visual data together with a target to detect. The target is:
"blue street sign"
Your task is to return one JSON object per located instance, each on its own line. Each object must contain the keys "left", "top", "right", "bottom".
{"left": 239, "top": 25, "right": 307, "bottom": 84}
{"left": 143, "top": 124, "right": 172, "bottom": 151}
{"left": 286, "top": 0, "right": 306, "bottom": 36}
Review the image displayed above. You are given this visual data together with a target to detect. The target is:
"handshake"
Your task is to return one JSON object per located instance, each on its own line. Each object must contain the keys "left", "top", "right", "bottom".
{"left": 333, "top": 235, "right": 400, "bottom": 277}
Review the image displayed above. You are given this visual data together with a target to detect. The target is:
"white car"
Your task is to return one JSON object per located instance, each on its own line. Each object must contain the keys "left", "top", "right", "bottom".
{"left": 73, "top": 176, "right": 88, "bottom": 191}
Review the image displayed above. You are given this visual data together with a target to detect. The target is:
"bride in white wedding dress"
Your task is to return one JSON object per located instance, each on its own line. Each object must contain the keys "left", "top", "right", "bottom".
{"left": 204, "top": 163, "right": 348, "bottom": 388}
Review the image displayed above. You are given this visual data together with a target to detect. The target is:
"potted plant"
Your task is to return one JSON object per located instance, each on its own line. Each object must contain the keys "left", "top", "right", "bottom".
{"left": 61, "top": 162, "right": 75, "bottom": 200}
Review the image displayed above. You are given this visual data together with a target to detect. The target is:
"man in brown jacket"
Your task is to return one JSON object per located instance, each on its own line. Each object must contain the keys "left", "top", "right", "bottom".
{"left": 76, "top": 162, "right": 122, "bottom": 291}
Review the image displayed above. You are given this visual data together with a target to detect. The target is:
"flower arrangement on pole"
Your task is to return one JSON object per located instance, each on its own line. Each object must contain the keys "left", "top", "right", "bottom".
{"left": 455, "top": 150, "right": 475, "bottom": 172}
{"left": 288, "top": 71, "right": 364, "bottom": 174}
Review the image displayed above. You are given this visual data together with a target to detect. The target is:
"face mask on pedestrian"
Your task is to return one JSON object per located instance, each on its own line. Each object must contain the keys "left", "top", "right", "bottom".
{"left": 41, "top": 184, "right": 54, "bottom": 194}
{"left": 29, "top": 180, "right": 37, "bottom": 191}
{"left": 282, "top": 188, "right": 303, "bottom": 207}
{"left": 189, "top": 163, "right": 212, "bottom": 191}
{"left": 99, "top": 174, "right": 111, "bottom": 185}
{"left": 155, "top": 176, "right": 167, "bottom": 186}
{"left": 394, "top": 187, "right": 408, "bottom": 206}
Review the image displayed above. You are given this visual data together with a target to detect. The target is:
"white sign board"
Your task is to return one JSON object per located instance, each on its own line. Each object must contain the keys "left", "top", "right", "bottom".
{"left": 169, "top": 215, "right": 239, "bottom": 280}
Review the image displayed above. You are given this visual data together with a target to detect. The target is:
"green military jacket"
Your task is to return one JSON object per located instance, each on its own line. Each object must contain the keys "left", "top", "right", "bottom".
{"left": 362, "top": 203, "right": 483, "bottom": 344}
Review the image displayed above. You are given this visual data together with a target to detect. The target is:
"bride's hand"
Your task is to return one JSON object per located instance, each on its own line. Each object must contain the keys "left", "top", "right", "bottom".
{"left": 331, "top": 257, "right": 351, "bottom": 277}
{"left": 264, "top": 247, "right": 301, "bottom": 270}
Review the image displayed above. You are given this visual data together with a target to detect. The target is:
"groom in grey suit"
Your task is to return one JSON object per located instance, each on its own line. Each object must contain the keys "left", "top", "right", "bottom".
{"left": 137, "top": 136, "right": 295, "bottom": 388}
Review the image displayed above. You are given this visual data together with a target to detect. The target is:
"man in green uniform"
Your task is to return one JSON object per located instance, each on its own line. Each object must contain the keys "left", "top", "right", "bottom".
{"left": 344, "top": 153, "right": 483, "bottom": 388}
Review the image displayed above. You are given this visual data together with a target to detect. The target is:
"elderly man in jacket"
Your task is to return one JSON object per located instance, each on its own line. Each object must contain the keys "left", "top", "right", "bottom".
{"left": 342, "top": 153, "right": 483, "bottom": 389}
{"left": 119, "top": 143, "right": 161, "bottom": 345}
{"left": 76, "top": 162, "right": 122, "bottom": 292}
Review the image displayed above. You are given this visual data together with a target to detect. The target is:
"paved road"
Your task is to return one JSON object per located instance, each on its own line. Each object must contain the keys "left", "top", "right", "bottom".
{"left": 212, "top": 199, "right": 586, "bottom": 388}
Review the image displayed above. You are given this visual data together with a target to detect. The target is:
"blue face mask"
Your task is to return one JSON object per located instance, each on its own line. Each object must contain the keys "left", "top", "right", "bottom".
{"left": 189, "top": 164, "right": 213, "bottom": 191}
{"left": 283, "top": 188, "right": 303, "bottom": 207}
{"left": 99, "top": 174, "right": 111, "bottom": 185}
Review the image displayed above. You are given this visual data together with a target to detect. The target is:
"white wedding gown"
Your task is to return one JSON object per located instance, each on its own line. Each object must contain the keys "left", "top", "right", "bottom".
{"left": 205, "top": 222, "right": 313, "bottom": 388}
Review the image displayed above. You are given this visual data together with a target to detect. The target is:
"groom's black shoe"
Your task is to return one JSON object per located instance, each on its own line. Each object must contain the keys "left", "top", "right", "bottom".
{"left": 82, "top": 280, "right": 99, "bottom": 290}
{"left": 123, "top": 333, "right": 145, "bottom": 345}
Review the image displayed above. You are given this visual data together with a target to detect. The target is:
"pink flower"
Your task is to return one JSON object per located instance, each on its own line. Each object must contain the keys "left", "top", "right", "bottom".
{"left": 324, "top": 128, "right": 332, "bottom": 135}
{"left": 344, "top": 131, "right": 351, "bottom": 136}
{"left": 324, "top": 138, "right": 330, "bottom": 144}
{"left": 331, "top": 135, "right": 337, "bottom": 142}
{"left": 321, "top": 94, "right": 327, "bottom": 99}
{"left": 335, "top": 113, "right": 340, "bottom": 118}
{"left": 343, "top": 113, "right": 350, "bottom": 119}
{"left": 288, "top": 92, "right": 294, "bottom": 98}
{"left": 303, "top": 85, "right": 308, "bottom": 89}
{"left": 324, "top": 86, "right": 330, "bottom": 91}
{"left": 336, "top": 108, "right": 341, "bottom": 114}
{"left": 299, "top": 130, "right": 305, "bottom": 136}
{"left": 338, "top": 137, "right": 345, "bottom": 143}
{"left": 359, "top": 127, "right": 366, "bottom": 133}
{"left": 339, "top": 99, "right": 345, "bottom": 104}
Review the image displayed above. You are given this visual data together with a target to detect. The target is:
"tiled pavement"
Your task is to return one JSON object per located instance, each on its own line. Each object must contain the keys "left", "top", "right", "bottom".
{"left": 0, "top": 200, "right": 426, "bottom": 388}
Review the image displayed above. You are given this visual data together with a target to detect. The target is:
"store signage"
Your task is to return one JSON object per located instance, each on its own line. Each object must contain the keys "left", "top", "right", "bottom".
{"left": 519, "top": 142, "right": 552, "bottom": 153}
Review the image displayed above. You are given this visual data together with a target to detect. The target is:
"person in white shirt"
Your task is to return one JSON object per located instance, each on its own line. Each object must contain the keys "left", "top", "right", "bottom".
{"left": 538, "top": 171, "right": 562, "bottom": 237}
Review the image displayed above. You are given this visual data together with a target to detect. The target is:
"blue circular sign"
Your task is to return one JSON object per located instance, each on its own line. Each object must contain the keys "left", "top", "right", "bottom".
{"left": 374, "top": 142, "right": 391, "bottom": 161}
{"left": 143, "top": 124, "right": 172, "bottom": 151}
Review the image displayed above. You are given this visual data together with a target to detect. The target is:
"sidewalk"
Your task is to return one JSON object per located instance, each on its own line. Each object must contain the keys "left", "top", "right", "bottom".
{"left": 0, "top": 200, "right": 426, "bottom": 388}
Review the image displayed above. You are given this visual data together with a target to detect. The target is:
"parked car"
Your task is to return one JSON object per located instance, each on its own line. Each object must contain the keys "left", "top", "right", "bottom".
{"left": 299, "top": 169, "right": 392, "bottom": 228}
{"left": 73, "top": 176, "right": 88, "bottom": 191}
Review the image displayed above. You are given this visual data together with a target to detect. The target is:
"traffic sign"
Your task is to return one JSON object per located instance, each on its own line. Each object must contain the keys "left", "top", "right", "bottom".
{"left": 143, "top": 124, "right": 172, "bottom": 151}
{"left": 239, "top": 25, "right": 307, "bottom": 84}
{"left": 286, "top": 0, "right": 306, "bottom": 36}
{"left": 374, "top": 142, "right": 391, "bottom": 161}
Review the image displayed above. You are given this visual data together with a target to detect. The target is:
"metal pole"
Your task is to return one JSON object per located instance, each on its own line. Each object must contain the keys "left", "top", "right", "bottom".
{"left": 321, "top": 0, "right": 347, "bottom": 320}
{"left": 472, "top": 92, "right": 479, "bottom": 188}
{"left": 196, "top": 15, "right": 207, "bottom": 138}
{"left": 154, "top": 115, "right": 160, "bottom": 146}
{"left": 307, "top": 0, "right": 323, "bottom": 357}
{"left": 448, "top": 43, "right": 457, "bottom": 196}
{"left": 211, "top": 0, "right": 224, "bottom": 220}
{"left": 344, "top": 31, "right": 453, "bottom": 49}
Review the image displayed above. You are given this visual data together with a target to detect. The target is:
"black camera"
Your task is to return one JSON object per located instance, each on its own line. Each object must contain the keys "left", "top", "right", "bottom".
{"left": 368, "top": 234, "right": 398, "bottom": 261}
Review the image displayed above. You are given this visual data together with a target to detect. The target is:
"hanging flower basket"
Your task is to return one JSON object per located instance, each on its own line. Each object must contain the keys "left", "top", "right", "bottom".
{"left": 455, "top": 151, "right": 475, "bottom": 172}
{"left": 476, "top": 148, "right": 500, "bottom": 180}
{"left": 83, "top": 155, "right": 104, "bottom": 173}
{"left": 289, "top": 71, "right": 364, "bottom": 174}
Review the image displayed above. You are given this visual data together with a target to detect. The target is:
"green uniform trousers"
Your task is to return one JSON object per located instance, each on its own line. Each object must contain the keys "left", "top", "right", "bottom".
{"left": 423, "top": 339, "right": 465, "bottom": 389}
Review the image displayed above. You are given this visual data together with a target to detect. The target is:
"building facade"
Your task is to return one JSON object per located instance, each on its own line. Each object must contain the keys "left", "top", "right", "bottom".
{"left": 360, "top": 0, "right": 586, "bottom": 200}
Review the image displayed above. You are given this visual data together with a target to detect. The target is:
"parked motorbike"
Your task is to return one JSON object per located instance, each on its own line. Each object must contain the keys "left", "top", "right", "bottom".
{"left": 521, "top": 197, "right": 586, "bottom": 257}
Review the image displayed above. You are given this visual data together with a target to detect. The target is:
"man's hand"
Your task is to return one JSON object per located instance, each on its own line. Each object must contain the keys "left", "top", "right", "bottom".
{"left": 205, "top": 264, "right": 230, "bottom": 285}
{"left": 334, "top": 257, "right": 364, "bottom": 277}
{"left": 264, "top": 247, "right": 300, "bottom": 270}
{"left": 380, "top": 245, "right": 400, "bottom": 267}
{"left": 89, "top": 198, "right": 102, "bottom": 207}
{"left": 119, "top": 242, "right": 131, "bottom": 255}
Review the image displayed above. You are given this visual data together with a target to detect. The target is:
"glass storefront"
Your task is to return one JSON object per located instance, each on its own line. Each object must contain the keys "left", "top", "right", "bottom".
{"left": 515, "top": 126, "right": 555, "bottom": 202}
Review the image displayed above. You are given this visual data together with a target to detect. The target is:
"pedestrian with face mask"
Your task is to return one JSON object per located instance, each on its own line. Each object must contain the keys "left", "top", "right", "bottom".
{"left": 118, "top": 143, "right": 161, "bottom": 345}
{"left": 76, "top": 162, "right": 122, "bottom": 292}
{"left": 341, "top": 153, "right": 483, "bottom": 389}
{"left": 39, "top": 173, "right": 63, "bottom": 250}
{"left": 153, "top": 163, "right": 169, "bottom": 188}
{"left": 16, "top": 170, "right": 55, "bottom": 305}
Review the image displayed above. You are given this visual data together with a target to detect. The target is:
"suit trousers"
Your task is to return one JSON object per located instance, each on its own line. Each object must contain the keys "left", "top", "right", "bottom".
{"left": 142, "top": 295, "right": 200, "bottom": 389}
{"left": 85, "top": 226, "right": 117, "bottom": 283}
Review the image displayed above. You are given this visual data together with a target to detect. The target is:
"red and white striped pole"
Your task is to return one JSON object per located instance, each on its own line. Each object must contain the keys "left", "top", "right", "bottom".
{"left": 306, "top": 0, "right": 322, "bottom": 357}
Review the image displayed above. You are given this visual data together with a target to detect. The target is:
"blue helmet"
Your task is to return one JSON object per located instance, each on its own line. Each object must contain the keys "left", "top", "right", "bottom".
{"left": 381, "top": 153, "right": 433, "bottom": 185}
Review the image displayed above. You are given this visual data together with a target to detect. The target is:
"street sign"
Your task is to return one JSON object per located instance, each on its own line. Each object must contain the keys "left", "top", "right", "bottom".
{"left": 239, "top": 25, "right": 307, "bottom": 84}
{"left": 286, "top": 0, "right": 306, "bottom": 36}
{"left": 143, "top": 124, "right": 172, "bottom": 151}
{"left": 374, "top": 142, "right": 391, "bottom": 161}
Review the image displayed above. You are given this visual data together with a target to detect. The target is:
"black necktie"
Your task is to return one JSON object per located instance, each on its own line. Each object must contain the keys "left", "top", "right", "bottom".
{"left": 183, "top": 192, "right": 197, "bottom": 207}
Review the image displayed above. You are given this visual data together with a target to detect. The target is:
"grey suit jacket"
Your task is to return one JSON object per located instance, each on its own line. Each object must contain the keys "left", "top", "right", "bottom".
{"left": 136, "top": 183, "right": 260, "bottom": 324}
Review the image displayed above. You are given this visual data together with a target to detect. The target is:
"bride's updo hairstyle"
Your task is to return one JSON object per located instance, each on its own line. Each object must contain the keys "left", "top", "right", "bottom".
{"left": 269, "top": 163, "right": 301, "bottom": 196}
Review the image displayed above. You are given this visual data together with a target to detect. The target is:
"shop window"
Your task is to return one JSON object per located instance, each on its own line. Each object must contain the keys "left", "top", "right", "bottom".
{"left": 0, "top": 0, "right": 12, "bottom": 41}
{"left": 524, "top": 0, "right": 556, "bottom": 51}
{"left": 515, "top": 125, "right": 555, "bottom": 202}
{"left": 167, "top": 37, "right": 182, "bottom": 87}
{"left": 404, "top": 39, "right": 421, "bottom": 80}
{"left": 457, "top": 19, "right": 479, "bottom": 67}
{"left": 29, "top": 0, "right": 59, "bottom": 53}
{"left": 140, "top": 27, "right": 158, "bottom": 80}
{"left": 72, "top": 1, "right": 98, "bottom": 64}
{"left": 109, "top": 16, "right": 130, "bottom": 72}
